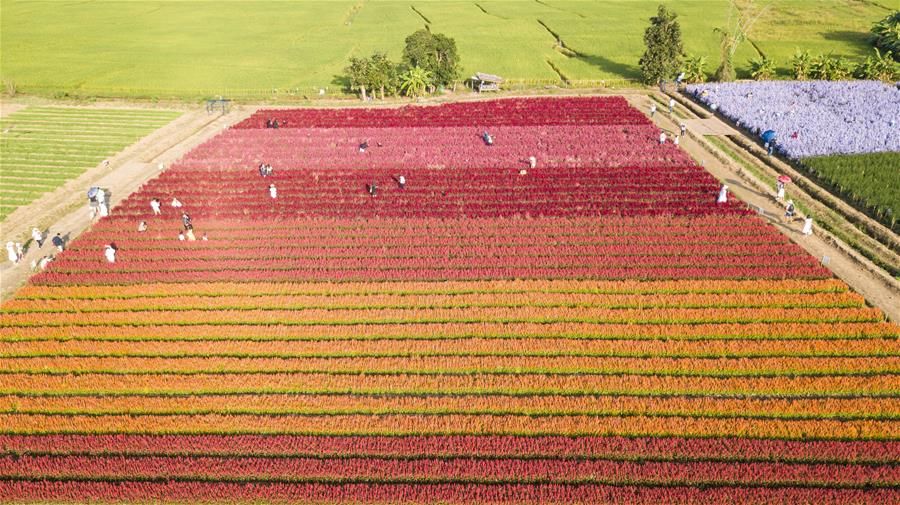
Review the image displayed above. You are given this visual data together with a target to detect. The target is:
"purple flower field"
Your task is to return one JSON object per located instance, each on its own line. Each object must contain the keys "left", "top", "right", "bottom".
{"left": 686, "top": 81, "right": 900, "bottom": 159}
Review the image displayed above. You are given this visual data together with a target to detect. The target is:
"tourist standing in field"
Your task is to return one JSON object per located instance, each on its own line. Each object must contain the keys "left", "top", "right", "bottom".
{"left": 659, "top": 131, "right": 666, "bottom": 144}
{"left": 784, "top": 201, "right": 796, "bottom": 220}
{"left": 269, "top": 184, "right": 278, "bottom": 199}
{"left": 680, "top": 123, "right": 686, "bottom": 137}
{"left": 528, "top": 156, "right": 537, "bottom": 169}
{"left": 649, "top": 103, "right": 657, "bottom": 118}
{"left": 104, "top": 244, "right": 117, "bottom": 263}
{"left": 776, "top": 180, "right": 786, "bottom": 200}
{"left": 397, "top": 175, "right": 406, "bottom": 189}
{"left": 150, "top": 198, "right": 161, "bottom": 215}
{"left": 668, "top": 98, "right": 675, "bottom": 113}
{"left": 31, "top": 228, "right": 44, "bottom": 248}
{"left": 717, "top": 185, "right": 728, "bottom": 204}
{"left": 171, "top": 197, "right": 183, "bottom": 208}
{"left": 181, "top": 212, "right": 193, "bottom": 231}
{"left": 368, "top": 183, "right": 378, "bottom": 197}
{"left": 138, "top": 221, "right": 148, "bottom": 232}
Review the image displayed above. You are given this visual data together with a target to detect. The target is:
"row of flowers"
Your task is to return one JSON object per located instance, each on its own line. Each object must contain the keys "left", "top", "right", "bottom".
{"left": 0, "top": 412, "right": 895, "bottom": 438}
{"left": 2, "top": 454, "right": 896, "bottom": 484}
{"left": 2, "top": 434, "right": 894, "bottom": 463}
{"left": 13, "top": 278, "right": 847, "bottom": 300}
{"left": 5, "top": 321, "right": 894, "bottom": 340}
{"left": 0, "top": 393, "right": 892, "bottom": 419}
{"left": 0, "top": 335, "right": 890, "bottom": 358}
{"left": 2, "top": 291, "right": 863, "bottom": 314}
{"left": 29, "top": 266, "right": 833, "bottom": 285}
{"left": 2, "top": 481, "right": 891, "bottom": 504}
{"left": 234, "top": 97, "right": 649, "bottom": 129}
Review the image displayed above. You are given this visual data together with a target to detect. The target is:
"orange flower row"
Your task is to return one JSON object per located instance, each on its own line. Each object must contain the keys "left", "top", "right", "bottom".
{"left": 2, "top": 291, "right": 865, "bottom": 314}
{"left": 12, "top": 279, "right": 849, "bottom": 301}
{"left": 1, "top": 307, "right": 883, "bottom": 327}
{"left": 2, "top": 337, "right": 894, "bottom": 358}
{"left": 1, "top": 394, "right": 894, "bottom": 418}
{"left": 1, "top": 413, "right": 895, "bottom": 439}
{"left": 3, "top": 322, "right": 897, "bottom": 341}
{"left": 1, "top": 372, "right": 894, "bottom": 396}
{"left": 2, "top": 355, "right": 895, "bottom": 375}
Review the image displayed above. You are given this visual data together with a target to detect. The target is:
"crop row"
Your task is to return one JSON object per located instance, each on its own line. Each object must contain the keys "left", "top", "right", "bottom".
{"left": 4, "top": 306, "right": 878, "bottom": 328}
{"left": 0, "top": 394, "right": 895, "bottom": 419}
{"left": 31, "top": 266, "right": 832, "bottom": 285}
{"left": 4, "top": 321, "right": 895, "bottom": 341}
{"left": 3, "top": 434, "right": 896, "bottom": 463}
{"left": 0, "top": 337, "right": 893, "bottom": 359}
{"left": 1, "top": 291, "right": 864, "bottom": 315}
{"left": 3, "top": 453, "right": 897, "bottom": 485}
{"left": 3, "top": 480, "right": 894, "bottom": 504}
{"left": 12, "top": 278, "right": 848, "bottom": 300}
{"left": 0, "top": 412, "right": 897, "bottom": 438}
{"left": 2, "top": 371, "right": 896, "bottom": 396}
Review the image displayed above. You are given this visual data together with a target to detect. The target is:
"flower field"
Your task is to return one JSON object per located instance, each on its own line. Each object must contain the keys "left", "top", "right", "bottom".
{"left": 0, "top": 97, "right": 897, "bottom": 503}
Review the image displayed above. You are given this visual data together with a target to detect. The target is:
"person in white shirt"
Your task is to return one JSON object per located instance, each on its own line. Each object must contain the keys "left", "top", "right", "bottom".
{"left": 668, "top": 98, "right": 676, "bottom": 113}
{"left": 104, "top": 244, "right": 117, "bottom": 263}
{"left": 649, "top": 103, "right": 657, "bottom": 118}
{"left": 659, "top": 132, "right": 666, "bottom": 144}
{"left": 150, "top": 199, "right": 161, "bottom": 215}
{"left": 802, "top": 217, "right": 813, "bottom": 236}
{"left": 171, "top": 197, "right": 183, "bottom": 208}
{"left": 717, "top": 185, "right": 728, "bottom": 204}
{"left": 269, "top": 184, "right": 277, "bottom": 199}
{"left": 6, "top": 242, "right": 19, "bottom": 264}
{"left": 528, "top": 156, "right": 537, "bottom": 169}
{"left": 31, "top": 228, "right": 44, "bottom": 248}
{"left": 674, "top": 135, "right": 680, "bottom": 146}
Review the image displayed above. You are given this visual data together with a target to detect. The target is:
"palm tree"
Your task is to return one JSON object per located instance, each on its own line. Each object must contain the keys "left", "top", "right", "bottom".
{"left": 399, "top": 66, "right": 431, "bottom": 98}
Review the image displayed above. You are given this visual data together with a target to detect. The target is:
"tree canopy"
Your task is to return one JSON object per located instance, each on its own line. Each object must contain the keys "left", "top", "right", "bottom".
{"left": 639, "top": 5, "right": 683, "bottom": 85}
{"left": 402, "top": 29, "right": 461, "bottom": 89}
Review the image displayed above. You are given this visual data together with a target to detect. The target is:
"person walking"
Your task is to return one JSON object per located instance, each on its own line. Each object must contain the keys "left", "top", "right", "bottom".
{"left": 668, "top": 98, "right": 676, "bottom": 114}
{"left": 482, "top": 132, "right": 493, "bottom": 146}
{"left": 528, "top": 156, "right": 537, "bottom": 169}
{"left": 150, "top": 198, "right": 161, "bottom": 215}
{"left": 673, "top": 135, "right": 680, "bottom": 146}
{"left": 802, "top": 217, "right": 814, "bottom": 236}
{"left": 659, "top": 131, "right": 666, "bottom": 144}
{"left": 397, "top": 175, "right": 406, "bottom": 189}
{"left": 649, "top": 103, "right": 657, "bottom": 118}
{"left": 6, "top": 242, "right": 19, "bottom": 265}
{"left": 31, "top": 228, "right": 44, "bottom": 248}
{"left": 367, "top": 183, "right": 378, "bottom": 197}
{"left": 181, "top": 212, "right": 193, "bottom": 231}
{"left": 784, "top": 200, "right": 796, "bottom": 220}
{"left": 98, "top": 201, "right": 109, "bottom": 217}
{"left": 104, "top": 244, "right": 117, "bottom": 263}
{"left": 269, "top": 184, "right": 277, "bottom": 199}
{"left": 680, "top": 123, "right": 687, "bottom": 137}
{"left": 717, "top": 185, "right": 728, "bottom": 204}
{"left": 52, "top": 233, "right": 65, "bottom": 252}
{"left": 776, "top": 180, "right": 786, "bottom": 201}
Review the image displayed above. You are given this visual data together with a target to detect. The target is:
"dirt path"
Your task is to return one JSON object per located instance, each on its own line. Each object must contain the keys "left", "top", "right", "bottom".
{"left": 626, "top": 94, "right": 898, "bottom": 323}
{"left": 0, "top": 105, "right": 255, "bottom": 300}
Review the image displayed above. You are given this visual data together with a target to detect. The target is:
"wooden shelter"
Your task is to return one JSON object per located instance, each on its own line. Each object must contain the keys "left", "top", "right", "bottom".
{"left": 469, "top": 72, "right": 503, "bottom": 92}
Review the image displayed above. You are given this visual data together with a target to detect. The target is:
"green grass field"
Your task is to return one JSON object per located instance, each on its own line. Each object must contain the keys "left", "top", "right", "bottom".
{"left": 801, "top": 152, "right": 900, "bottom": 232}
{"left": 0, "top": 107, "right": 181, "bottom": 220}
{"left": 0, "top": 0, "right": 889, "bottom": 99}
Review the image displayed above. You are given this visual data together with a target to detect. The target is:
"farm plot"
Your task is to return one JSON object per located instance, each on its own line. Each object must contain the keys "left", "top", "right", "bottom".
{"left": 0, "top": 97, "right": 897, "bottom": 504}
{"left": 0, "top": 107, "right": 181, "bottom": 220}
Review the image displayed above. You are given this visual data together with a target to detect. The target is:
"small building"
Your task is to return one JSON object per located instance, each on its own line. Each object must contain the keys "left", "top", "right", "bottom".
{"left": 469, "top": 72, "right": 503, "bottom": 92}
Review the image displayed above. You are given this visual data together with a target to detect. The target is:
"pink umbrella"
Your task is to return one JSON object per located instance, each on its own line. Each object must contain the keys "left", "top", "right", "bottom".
{"left": 777, "top": 175, "right": 792, "bottom": 184}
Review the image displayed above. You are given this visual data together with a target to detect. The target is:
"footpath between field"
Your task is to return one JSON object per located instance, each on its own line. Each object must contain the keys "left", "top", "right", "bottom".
{"left": 0, "top": 105, "right": 255, "bottom": 300}
{"left": 629, "top": 93, "right": 899, "bottom": 323}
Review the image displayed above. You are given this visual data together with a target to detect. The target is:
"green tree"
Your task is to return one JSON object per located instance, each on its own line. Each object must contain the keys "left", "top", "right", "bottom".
{"left": 870, "top": 11, "right": 900, "bottom": 60}
{"left": 682, "top": 55, "right": 708, "bottom": 83}
{"left": 749, "top": 56, "right": 776, "bottom": 80}
{"left": 402, "top": 29, "right": 461, "bottom": 90}
{"left": 638, "top": 5, "right": 684, "bottom": 85}
{"left": 345, "top": 56, "right": 371, "bottom": 101}
{"left": 368, "top": 52, "right": 398, "bottom": 99}
{"left": 399, "top": 66, "right": 432, "bottom": 98}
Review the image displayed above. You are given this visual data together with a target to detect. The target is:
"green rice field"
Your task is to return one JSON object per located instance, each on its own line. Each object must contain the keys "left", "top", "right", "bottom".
{"left": 0, "top": 0, "right": 888, "bottom": 99}
{"left": 0, "top": 107, "right": 181, "bottom": 220}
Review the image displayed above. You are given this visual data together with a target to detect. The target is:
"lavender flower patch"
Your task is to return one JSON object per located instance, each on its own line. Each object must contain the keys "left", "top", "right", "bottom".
{"left": 686, "top": 81, "right": 900, "bottom": 158}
